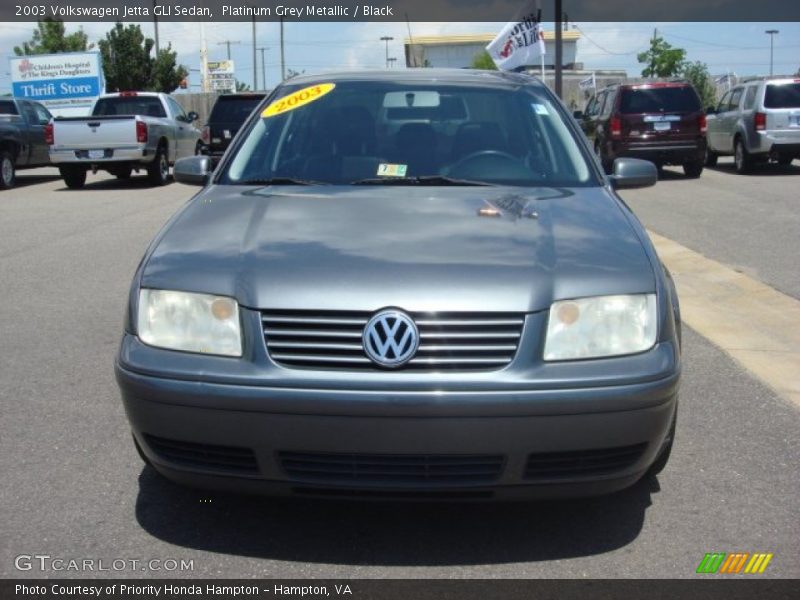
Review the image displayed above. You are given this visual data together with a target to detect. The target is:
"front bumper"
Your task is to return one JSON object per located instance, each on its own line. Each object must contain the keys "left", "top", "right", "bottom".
{"left": 116, "top": 331, "right": 680, "bottom": 499}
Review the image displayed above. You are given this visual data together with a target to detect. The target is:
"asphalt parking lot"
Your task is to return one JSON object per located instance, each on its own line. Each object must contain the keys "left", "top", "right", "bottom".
{"left": 1, "top": 164, "right": 798, "bottom": 578}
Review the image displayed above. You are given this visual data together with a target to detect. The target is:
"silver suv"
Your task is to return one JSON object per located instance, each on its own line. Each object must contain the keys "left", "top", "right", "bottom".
{"left": 705, "top": 77, "right": 800, "bottom": 173}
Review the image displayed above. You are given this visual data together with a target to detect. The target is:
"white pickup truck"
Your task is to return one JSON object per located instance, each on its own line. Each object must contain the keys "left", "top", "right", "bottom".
{"left": 49, "top": 92, "right": 203, "bottom": 188}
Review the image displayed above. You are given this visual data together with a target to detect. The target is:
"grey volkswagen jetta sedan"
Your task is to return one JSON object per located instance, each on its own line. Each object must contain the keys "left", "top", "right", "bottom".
{"left": 116, "top": 70, "right": 680, "bottom": 500}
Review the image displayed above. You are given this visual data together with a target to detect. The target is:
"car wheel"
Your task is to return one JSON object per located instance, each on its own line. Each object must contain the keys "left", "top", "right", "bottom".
{"left": 147, "top": 145, "right": 169, "bottom": 186}
{"left": 594, "top": 140, "right": 612, "bottom": 174}
{"left": 734, "top": 138, "right": 752, "bottom": 174}
{"left": 648, "top": 407, "right": 677, "bottom": 477}
{"left": 683, "top": 161, "right": 704, "bottom": 178}
{"left": 704, "top": 148, "right": 718, "bottom": 167}
{"left": 59, "top": 167, "right": 87, "bottom": 189}
{"left": 0, "top": 151, "right": 16, "bottom": 189}
{"left": 777, "top": 155, "right": 793, "bottom": 166}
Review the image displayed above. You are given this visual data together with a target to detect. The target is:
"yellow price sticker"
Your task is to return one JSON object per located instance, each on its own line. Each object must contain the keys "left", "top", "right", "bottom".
{"left": 262, "top": 83, "right": 336, "bottom": 118}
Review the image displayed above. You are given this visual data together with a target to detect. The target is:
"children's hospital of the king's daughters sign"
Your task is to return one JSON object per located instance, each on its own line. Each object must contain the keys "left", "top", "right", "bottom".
{"left": 10, "top": 51, "right": 105, "bottom": 117}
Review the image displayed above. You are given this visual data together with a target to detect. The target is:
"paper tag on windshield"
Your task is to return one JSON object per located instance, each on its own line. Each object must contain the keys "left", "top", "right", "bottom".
{"left": 377, "top": 163, "right": 408, "bottom": 177}
{"left": 531, "top": 103, "right": 549, "bottom": 115}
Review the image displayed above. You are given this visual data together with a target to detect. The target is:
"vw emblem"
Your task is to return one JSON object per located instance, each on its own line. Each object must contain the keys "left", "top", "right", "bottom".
{"left": 363, "top": 310, "right": 419, "bottom": 368}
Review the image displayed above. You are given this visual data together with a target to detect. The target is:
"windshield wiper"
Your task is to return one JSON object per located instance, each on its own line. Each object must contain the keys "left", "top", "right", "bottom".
{"left": 351, "top": 175, "right": 496, "bottom": 187}
{"left": 237, "top": 177, "right": 323, "bottom": 186}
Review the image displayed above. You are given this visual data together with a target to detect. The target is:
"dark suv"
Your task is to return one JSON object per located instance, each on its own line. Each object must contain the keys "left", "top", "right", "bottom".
{"left": 576, "top": 81, "right": 707, "bottom": 178}
{"left": 201, "top": 93, "right": 266, "bottom": 159}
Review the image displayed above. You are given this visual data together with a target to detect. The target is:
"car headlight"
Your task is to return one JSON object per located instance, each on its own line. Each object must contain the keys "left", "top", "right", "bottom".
{"left": 543, "top": 294, "right": 657, "bottom": 361}
{"left": 137, "top": 289, "right": 242, "bottom": 357}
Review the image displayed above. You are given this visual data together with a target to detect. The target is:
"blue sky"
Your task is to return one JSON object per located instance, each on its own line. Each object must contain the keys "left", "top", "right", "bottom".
{"left": 1, "top": 21, "right": 798, "bottom": 93}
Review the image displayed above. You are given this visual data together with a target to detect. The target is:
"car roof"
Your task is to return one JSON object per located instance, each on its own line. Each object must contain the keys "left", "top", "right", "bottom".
{"left": 282, "top": 68, "right": 546, "bottom": 90}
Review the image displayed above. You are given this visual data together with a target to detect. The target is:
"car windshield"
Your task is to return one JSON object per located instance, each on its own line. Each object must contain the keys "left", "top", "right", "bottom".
{"left": 93, "top": 96, "right": 166, "bottom": 117}
{"left": 619, "top": 87, "right": 701, "bottom": 113}
{"left": 764, "top": 83, "right": 800, "bottom": 109}
{"left": 210, "top": 95, "right": 265, "bottom": 124}
{"left": 221, "top": 80, "right": 594, "bottom": 187}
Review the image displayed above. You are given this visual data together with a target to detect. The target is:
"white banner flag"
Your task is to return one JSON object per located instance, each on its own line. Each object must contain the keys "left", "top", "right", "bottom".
{"left": 579, "top": 72, "right": 596, "bottom": 91}
{"left": 486, "top": 1, "right": 546, "bottom": 72}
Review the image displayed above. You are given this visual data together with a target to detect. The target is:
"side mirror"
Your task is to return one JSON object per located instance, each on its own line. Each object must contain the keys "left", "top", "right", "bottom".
{"left": 573, "top": 110, "right": 584, "bottom": 119}
{"left": 174, "top": 155, "right": 211, "bottom": 186}
{"left": 187, "top": 111, "right": 199, "bottom": 122}
{"left": 609, "top": 158, "right": 657, "bottom": 189}
{"left": 705, "top": 106, "right": 716, "bottom": 115}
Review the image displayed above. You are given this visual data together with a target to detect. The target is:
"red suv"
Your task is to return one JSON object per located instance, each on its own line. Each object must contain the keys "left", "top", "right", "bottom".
{"left": 576, "top": 81, "right": 707, "bottom": 178}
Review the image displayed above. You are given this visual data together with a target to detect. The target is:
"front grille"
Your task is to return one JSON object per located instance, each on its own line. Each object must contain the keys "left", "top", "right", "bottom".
{"left": 279, "top": 451, "right": 505, "bottom": 486}
{"left": 262, "top": 310, "right": 524, "bottom": 371}
{"left": 524, "top": 443, "right": 647, "bottom": 481}
{"left": 145, "top": 435, "right": 259, "bottom": 474}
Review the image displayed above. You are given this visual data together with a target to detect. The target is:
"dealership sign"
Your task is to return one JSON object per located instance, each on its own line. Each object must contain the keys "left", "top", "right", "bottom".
{"left": 10, "top": 52, "right": 105, "bottom": 116}
{"left": 207, "top": 60, "right": 237, "bottom": 93}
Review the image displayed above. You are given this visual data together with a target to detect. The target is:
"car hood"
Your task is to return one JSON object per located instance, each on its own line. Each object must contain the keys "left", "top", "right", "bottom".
{"left": 142, "top": 185, "right": 655, "bottom": 313}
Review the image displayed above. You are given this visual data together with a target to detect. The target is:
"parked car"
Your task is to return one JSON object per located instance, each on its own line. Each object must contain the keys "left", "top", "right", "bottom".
{"left": 575, "top": 81, "right": 707, "bottom": 178}
{"left": 0, "top": 98, "right": 53, "bottom": 189}
{"left": 116, "top": 70, "right": 681, "bottom": 500}
{"left": 200, "top": 93, "right": 266, "bottom": 161}
{"left": 48, "top": 92, "right": 203, "bottom": 189}
{"left": 705, "top": 77, "right": 800, "bottom": 173}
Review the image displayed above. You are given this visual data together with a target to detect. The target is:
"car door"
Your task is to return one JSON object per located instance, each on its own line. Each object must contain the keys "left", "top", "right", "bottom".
{"left": 720, "top": 87, "right": 743, "bottom": 153}
{"left": 707, "top": 90, "right": 729, "bottom": 151}
{"left": 19, "top": 101, "right": 47, "bottom": 166}
{"left": 167, "top": 97, "right": 195, "bottom": 160}
{"left": 29, "top": 102, "right": 53, "bottom": 166}
{"left": 580, "top": 93, "right": 602, "bottom": 144}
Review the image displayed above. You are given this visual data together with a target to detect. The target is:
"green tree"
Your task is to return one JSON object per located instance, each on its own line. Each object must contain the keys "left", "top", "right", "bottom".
{"left": 99, "top": 23, "right": 187, "bottom": 93}
{"left": 235, "top": 81, "right": 251, "bottom": 91}
{"left": 637, "top": 35, "right": 686, "bottom": 78}
{"left": 682, "top": 61, "right": 717, "bottom": 109}
{"left": 14, "top": 18, "right": 92, "bottom": 55}
{"left": 150, "top": 46, "right": 188, "bottom": 94}
{"left": 471, "top": 51, "right": 497, "bottom": 70}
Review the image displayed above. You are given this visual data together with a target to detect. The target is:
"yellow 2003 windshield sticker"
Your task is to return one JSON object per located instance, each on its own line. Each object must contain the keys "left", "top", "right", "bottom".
{"left": 262, "top": 83, "right": 336, "bottom": 118}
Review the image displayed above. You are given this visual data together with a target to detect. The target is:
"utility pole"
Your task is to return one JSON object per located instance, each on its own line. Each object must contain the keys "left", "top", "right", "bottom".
{"left": 387, "top": 57, "right": 397, "bottom": 69}
{"left": 555, "top": 0, "right": 563, "bottom": 98}
{"left": 765, "top": 29, "right": 779, "bottom": 76}
{"left": 200, "top": 22, "right": 209, "bottom": 92}
{"left": 280, "top": 17, "right": 286, "bottom": 81}
{"left": 217, "top": 40, "right": 240, "bottom": 60}
{"left": 380, "top": 36, "right": 393, "bottom": 69}
{"left": 152, "top": 0, "right": 160, "bottom": 54}
{"left": 251, "top": 16, "right": 257, "bottom": 91}
{"left": 650, "top": 28, "right": 658, "bottom": 77}
{"left": 258, "top": 47, "right": 268, "bottom": 91}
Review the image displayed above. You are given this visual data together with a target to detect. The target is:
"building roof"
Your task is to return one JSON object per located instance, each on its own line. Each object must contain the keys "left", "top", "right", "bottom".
{"left": 405, "top": 31, "right": 581, "bottom": 46}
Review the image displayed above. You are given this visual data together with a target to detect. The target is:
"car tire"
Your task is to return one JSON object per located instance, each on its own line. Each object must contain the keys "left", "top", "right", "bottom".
{"left": 777, "top": 155, "right": 794, "bottom": 166}
{"left": 683, "top": 161, "right": 704, "bottom": 178}
{"left": 704, "top": 148, "right": 718, "bottom": 167}
{"left": 734, "top": 138, "right": 752, "bottom": 174}
{"left": 147, "top": 145, "right": 169, "bottom": 186}
{"left": 59, "top": 167, "right": 87, "bottom": 189}
{"left": 0, "top": 150, "right": 16, "bottom": 189}
{"left": 594, "top": 140, "right": 612, "bottom": 174}
{"left": 648, "top": 406, "right": 677, "bottom": 477}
